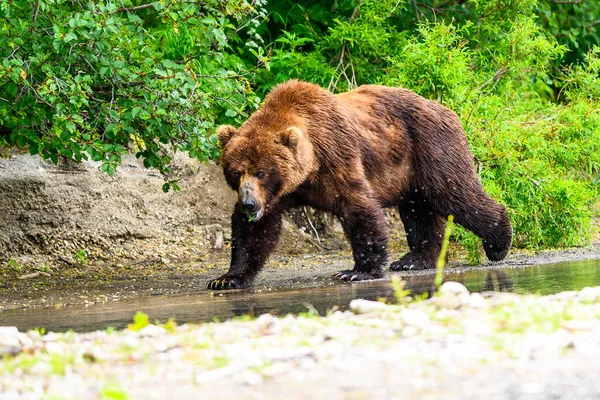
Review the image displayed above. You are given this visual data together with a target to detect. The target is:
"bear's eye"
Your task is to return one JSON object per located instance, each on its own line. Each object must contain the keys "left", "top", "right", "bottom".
{"left": 256, "top": 171, "right": 265, "bottom": 179}
{"left": 232, "top": 171, "right": 241, "bottom": 179}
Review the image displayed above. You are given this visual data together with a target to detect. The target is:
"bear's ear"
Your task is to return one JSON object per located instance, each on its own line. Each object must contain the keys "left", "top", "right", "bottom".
{"left": 276, "top": 126, "right": 303, "bottom": 149}
{"left": 216, "top": 125, "right": 238, "bottom": 148}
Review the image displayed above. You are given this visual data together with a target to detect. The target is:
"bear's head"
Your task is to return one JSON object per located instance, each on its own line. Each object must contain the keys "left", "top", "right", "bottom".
{"left": 217, "top": 124, "right": 315, "bottom": 222}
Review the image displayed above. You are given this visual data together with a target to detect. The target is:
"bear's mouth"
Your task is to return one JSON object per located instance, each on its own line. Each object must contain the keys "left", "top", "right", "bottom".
{"left": 247, "top": 208, "right": 264, "bottom": 222}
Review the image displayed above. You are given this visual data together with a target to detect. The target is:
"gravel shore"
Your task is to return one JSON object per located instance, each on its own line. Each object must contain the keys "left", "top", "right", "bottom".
{"left": 2, "top": 282, "right": 600, "bottom": 400}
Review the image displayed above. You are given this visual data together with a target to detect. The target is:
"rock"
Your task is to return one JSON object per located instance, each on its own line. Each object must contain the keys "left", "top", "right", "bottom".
{"left": 435, "top": 281, "right": 470, "bottom": 309}
{"left": 349, "top": 299, "right": 389, "bottom": 315}
{"left": 83, "top": 346, "right": 106, "bottom": 362}
{"left": 466, "top": 293, "right": 489, "bottom": 309}
{"left": 213, "top": 230, "right": 224, "bottom": 250}
{"left": 138, "top": 324, "right": 167, "bottom": 338}
{"left": 401, "top": 325, "right": 420, "bottom": 337}
{"left": 44, "top": 341, "right": 64, "bottom": 355}
{"left": 439, "top": 281, "right": 470, "bottom": 296}
{"left": 562, "top": 320, "right": 593, "bottom": 332}
{"left": 578, "top": 287, "right": 600, "bottom": 303}
{"left": 400, "top": 309, "right": 431, "bottom": 329}
{"left": 261, "top": 362, "right": 293, "bottom": 377}
{"left": 0, "top": 326, "right": 32, "bottom": 349}
{"left": 0, "top": 345, "right": 21, "bottom": 357}
{"left": 240, "top": 369, "right": 263, "bottom": 385}
{"left": 255, "top": 313, "right": 282, "bottom": 335}
{"left": 0, "top": 326, "right": 21, "bottom": 347}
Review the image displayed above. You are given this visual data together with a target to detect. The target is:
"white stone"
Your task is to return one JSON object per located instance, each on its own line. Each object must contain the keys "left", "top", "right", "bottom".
{"left": 138, "top": 324, "right": 166, "bottom": 338}
{"left": 349, "top": 299, "right": 389, "bottom": 315}
{"left": 255, "top": 313, "right": 281, "bottom": 335}
{"left": 562, "top": 320, "right": 593, "bottom": 332}
{"left": 240, "top": 369, "right": 263, "bottom": 386}
{"left": 401, "top": 325, "right": 419, "bottom": 337}
{"left": 436, "top": 281, "right": 470, "bottom": 309}
{"left": 0, "top": 327, "right": 20, "bottom": 347}
{"left": 44, "top": 341, "right": 64, "bottom": 355}
{"left": 439, "top": 281, "right": 470, "bottom": 296}
{"left": 466, "top": 293, "right": 489, "bottom": 309}
{"left": 435, "top": 294, "right": 463, "bottom": 310}
{"left": 400, "top": 309, "right": 431, "bottom": 329}
{"left": 578, "top": 286, "right": 600, "bottom": 303}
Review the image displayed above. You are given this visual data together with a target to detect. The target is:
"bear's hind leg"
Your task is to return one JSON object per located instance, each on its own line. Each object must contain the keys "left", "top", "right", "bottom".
{"left": 390, "top": 193, "right": 446, "bottom": 271}
{"left": 439, "top": 189, "right": 512, "bottom": 261}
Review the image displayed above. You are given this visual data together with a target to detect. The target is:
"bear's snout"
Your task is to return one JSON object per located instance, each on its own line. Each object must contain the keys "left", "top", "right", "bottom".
{"left": 240, "top": 197, "right": 257, "bottom": 213}
{"left": 239, "top": 180, "right": 265, "bottom": 221}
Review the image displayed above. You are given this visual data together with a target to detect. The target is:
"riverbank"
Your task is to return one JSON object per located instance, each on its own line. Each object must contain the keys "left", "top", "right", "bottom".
{"left": 2, "top": 282, "right": 600, "bottom": 399}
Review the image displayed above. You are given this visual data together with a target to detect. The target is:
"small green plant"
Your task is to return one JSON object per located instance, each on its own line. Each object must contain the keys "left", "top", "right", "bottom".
{"left": 6, "top": 258, "right": 22, "bottom": 272}
{"left": 128, "top": 311, "right": 150, "bottom": 331}
{"left": 159, "top": 317, "right": 178, "bottom": 333}
{"left": 391, "top": 275, "right": 411, "bottom": 306}
{"left": 33, "top": 327, "right": 46, "bottom": 336}
{"left": 75, "top": 249, "right": 88, "bottom": 266}
{"left": 100, "top": 383, "right": 129, "bottom": 400}
{"left": 49, "top": 353, "right": 75, "bottom": 375}
{"left": 435, "top": 215, "right": 454, "bottom": 291}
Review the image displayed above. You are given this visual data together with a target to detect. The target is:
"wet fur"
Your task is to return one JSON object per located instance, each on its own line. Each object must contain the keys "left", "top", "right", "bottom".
{"left": 207, "top": 80, "right": 512, "bottom": 289}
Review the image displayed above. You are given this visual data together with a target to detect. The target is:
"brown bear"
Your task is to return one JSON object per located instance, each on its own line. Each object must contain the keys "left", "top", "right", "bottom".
{"left": 207, "top": 80, "right": 512, "bottom": 290}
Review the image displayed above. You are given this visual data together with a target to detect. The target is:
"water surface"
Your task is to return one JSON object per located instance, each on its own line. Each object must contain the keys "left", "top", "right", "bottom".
{"left": 1, "top": 259, "right": 599, "bottom": 332}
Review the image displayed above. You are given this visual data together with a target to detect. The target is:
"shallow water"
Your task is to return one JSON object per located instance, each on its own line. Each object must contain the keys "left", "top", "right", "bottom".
{"left": 1, "top": 259, "right": 599, "bottom": 332}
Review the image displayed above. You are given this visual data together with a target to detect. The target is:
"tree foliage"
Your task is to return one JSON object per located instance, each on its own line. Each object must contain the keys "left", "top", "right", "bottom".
{"left": 0, "top": 0, "right": 265, "bottom": 189}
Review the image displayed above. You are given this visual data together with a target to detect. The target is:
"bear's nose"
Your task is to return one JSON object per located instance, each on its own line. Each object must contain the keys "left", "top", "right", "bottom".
{"left": 240, "top": 198, "right": 257, "bottom": 213}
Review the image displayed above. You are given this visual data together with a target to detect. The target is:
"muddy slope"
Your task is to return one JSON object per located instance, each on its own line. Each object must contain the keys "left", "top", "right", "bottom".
{"left": 0, "top": 152, "right": 343, "bottom": 265}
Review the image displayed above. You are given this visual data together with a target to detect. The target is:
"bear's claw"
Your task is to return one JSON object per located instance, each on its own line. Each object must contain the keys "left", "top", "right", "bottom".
{"left": 332, "top": 270, "right": 382, "bottom": 282}
{"left": 206, "top": 276, "right": 247, "bottom": 290}
{"left": 389, "top": 252, "right": 436, "bottom": 271}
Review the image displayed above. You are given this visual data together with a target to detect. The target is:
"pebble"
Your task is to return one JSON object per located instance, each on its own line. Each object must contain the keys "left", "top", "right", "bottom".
{"left": 435, "top": 282, "right": 470, "bottom": 309}
{"left": 0, "top": 327, "right": 21, "bottom": 347}
{"left": 400, "top": 309, "right": 430, "bottom": 329}
{"left": 562, "top": 320, "right": 593, "bottom": 332}
{"left": 439, "top": 282, "right": 470, "bottom": 296}
{"left": 466, "top": 293, "right": 489, "bottom": 309}
{"left": 255, "top": 313, "right": 282, "bottom": 335}
{"left": 138, "top": 325, "right": 167, "bottom": 338}
{"left": 0, "top": 326, "right": 33, "bottom": 349}
{"left": 401, "top": 325, "right": 420, "bottom": 337}
{"left": 578, "top": 287, "right": 600, "bottom": 303}
{"left": 349, "top": 299, "right": 389, "bottom": 315}
{"left": 44, "top": 342, "right": 64, "bottom": 355}
{"left": 213, "top": 231, "right": 224, "bottom": 250}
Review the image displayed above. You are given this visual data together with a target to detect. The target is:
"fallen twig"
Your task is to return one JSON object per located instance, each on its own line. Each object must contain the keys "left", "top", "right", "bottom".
{"left": 18, "top": 271, "right": 51, "bottom": 280}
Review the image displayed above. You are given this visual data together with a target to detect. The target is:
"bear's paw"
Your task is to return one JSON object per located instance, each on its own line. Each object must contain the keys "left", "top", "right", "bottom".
{"left": 332, "top": 269, "right": 384, "bottom": 282}
{"left": 206, "top": 275, "right": 249, "bottom": 290}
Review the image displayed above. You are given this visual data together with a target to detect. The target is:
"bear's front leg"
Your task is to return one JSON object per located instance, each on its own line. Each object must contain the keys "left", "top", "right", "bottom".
{"left": 333, "top": 199, "right": 389, "bottom": 282}
{"left": 207, "top": 208, "right": 282, "bottom": 290}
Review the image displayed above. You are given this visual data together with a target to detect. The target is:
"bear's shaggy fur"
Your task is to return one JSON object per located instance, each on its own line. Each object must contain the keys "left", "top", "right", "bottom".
{"left": 207, "top": 80, "right": 512, "bottom": 290}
